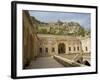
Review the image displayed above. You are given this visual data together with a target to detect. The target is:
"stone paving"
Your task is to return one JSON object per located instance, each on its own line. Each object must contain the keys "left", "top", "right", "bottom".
{"left": 26, "top": 53, "right": 90, "bottom": 69}
{"left": 27, "top": 56, "right": 64, "bottom": 69}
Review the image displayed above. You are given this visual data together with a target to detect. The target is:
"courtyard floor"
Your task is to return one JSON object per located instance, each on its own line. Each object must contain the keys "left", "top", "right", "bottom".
{"left": 26, "top": 56, "right": 64, "bottom": 69}
{"left": 26, "top": 53, "right": 90, "bottom": 69}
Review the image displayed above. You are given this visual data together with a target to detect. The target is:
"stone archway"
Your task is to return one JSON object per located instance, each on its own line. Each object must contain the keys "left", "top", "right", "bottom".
{"left": 58, "top": 43, "right": 65, "bottom": 54}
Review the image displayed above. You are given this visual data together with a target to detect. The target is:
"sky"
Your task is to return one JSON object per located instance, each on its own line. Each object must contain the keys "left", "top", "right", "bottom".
{"left": 29, "top": 10, "right": 91, "bottom": 29}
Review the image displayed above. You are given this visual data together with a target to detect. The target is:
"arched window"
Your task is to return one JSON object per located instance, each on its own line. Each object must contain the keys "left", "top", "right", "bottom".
{"left": 39, "top": 48, "right": 42, "bottom": 53}
{"left": 74, "top": 47, "right": 76, "bottom": 51}
{"left": 85, "top": 47, "right": 88, "bottom": 51}
{"left": 52, "top": 47, "right": 55, "bottom": 52}
{"left": 45, "top": 48, "right": 48, "bottom": 53}
{"left": 69, "top": 47, "right": 71, "bottom": 51}
{"left": 77, "top": 46, "right": 79, "bottom": 51}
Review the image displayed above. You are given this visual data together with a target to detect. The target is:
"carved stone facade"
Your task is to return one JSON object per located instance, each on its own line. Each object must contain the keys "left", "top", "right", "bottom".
{"left": 37, "top": 34, "right": 90, "bottom": 57}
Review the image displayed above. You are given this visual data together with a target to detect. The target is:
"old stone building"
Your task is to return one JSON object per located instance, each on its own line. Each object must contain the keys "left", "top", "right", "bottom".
{"left": 37, "top": 34, "right": 91, "bottom": 66}
{"left": 37, "top": 34, "right": 84, "bottom": 56}
{"left": 23, "top": 10, "right": 39, "bottom": 68}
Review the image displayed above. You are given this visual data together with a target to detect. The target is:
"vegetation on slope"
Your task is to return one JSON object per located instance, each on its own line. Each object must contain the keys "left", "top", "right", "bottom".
{"left": 31, "top": 16, "right": 90, "bottom": 37}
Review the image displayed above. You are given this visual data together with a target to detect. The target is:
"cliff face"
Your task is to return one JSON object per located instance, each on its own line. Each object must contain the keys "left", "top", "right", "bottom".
{"left": 31, "top": 16, "right": 90, "bottom": 37}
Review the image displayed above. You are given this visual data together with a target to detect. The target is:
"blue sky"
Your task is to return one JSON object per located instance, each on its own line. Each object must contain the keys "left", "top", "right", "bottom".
{"left": 29, "top": 10, "right": 91, "bottom": 29}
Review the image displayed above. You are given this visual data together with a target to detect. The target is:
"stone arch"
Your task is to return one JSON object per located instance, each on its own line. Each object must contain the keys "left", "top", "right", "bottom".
{"left": 58, "top": 43, "right": 65, "bottom": 54}
{"left": 83, "top": 60, "right": 90, "bottom": 66}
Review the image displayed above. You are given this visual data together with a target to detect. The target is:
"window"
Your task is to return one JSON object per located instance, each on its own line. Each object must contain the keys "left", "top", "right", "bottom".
{"left": 45, "top": 48, "right": 48, "bottom": 53}
{"left": 86, "top": 47, "right": 88, "bottom": 51}
{"left": 77, "top": 47, "right": 79, "bottom": 51}
{"left": 74, "top": 47, "right": 76, "bottom": 51}
{"left": 52, "top": 48, "right": 55, "bottom": 52}
{"left": 39, "top": 48, "right": 42, "bottom": 53}
{"left": 69, "top": 47, "right": 71, "bottom": 51}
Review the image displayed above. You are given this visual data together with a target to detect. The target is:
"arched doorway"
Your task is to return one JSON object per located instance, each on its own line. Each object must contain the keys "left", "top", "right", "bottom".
{"left": 58, "top": 43, "right": 65, "bottom": 54}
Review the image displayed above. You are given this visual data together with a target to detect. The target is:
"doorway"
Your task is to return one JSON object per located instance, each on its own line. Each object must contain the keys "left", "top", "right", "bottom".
{"left": 58, "top": 43, "right": 65, "bottom": 54}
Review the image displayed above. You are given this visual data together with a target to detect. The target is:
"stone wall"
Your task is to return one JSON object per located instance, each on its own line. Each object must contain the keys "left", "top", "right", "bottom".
{"left": 37, "top": 34, "right": 83, "bottom": 56}
{"left": 81, "top": 38, "right": 91, "bottom": 53}
{"left": 23, "top": 10, "right": 39, "bottom": 69}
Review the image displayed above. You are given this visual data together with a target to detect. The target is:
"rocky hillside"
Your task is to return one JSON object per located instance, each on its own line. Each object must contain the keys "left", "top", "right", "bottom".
{"left": 31, "top": 16, "right": 90, "bottom": 37}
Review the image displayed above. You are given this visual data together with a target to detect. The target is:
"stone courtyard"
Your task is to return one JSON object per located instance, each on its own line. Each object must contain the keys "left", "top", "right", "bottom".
{"left": 26, "top": 56, "right": 64, "bottom": 69}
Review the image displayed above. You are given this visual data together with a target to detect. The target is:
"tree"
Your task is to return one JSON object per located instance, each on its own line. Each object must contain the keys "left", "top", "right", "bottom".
{"left": 57, "top": 30, "right": 64, "bottom": 35}
{"left": 78, "top": 27, "right": 85, "bottom": 37}
{"left": 57, "top": 20, "right": 63, "bottom": 25}
{"left": 38, "top": 29, "right": 48, "bottom": 34}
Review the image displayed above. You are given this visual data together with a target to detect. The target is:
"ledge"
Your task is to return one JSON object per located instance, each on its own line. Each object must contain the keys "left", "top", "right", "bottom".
{"left": 53, "top": 55, "right": 85, "bottom": 67}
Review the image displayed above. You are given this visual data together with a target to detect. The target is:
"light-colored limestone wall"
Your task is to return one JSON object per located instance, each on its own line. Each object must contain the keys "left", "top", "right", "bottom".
{"left": 66, "top": 41, "right": 82, "bottom": 54}
{"left": 38, "top": 35, "right": 91, "bottom": 58}
{"left": 38, "top": 37, "right": 58, "bottom": 56}
{"left": 38, "top": 34, "right": 83, "bottom": 56}
{"left": 81, "top": 38, "right": 91, "bottom": 53}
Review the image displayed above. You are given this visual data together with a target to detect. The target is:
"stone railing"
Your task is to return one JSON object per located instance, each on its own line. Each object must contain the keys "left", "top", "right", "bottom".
{"left": 53, "top": 55, "right": 85, "bottom": 67}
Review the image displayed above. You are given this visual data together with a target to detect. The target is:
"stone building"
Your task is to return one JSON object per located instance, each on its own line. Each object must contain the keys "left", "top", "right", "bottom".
{"left": 23, "top": 10, "right": 39, "bottom": 69}
{"left": 37, "top": 34, "right": 84, "bottom": 56}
